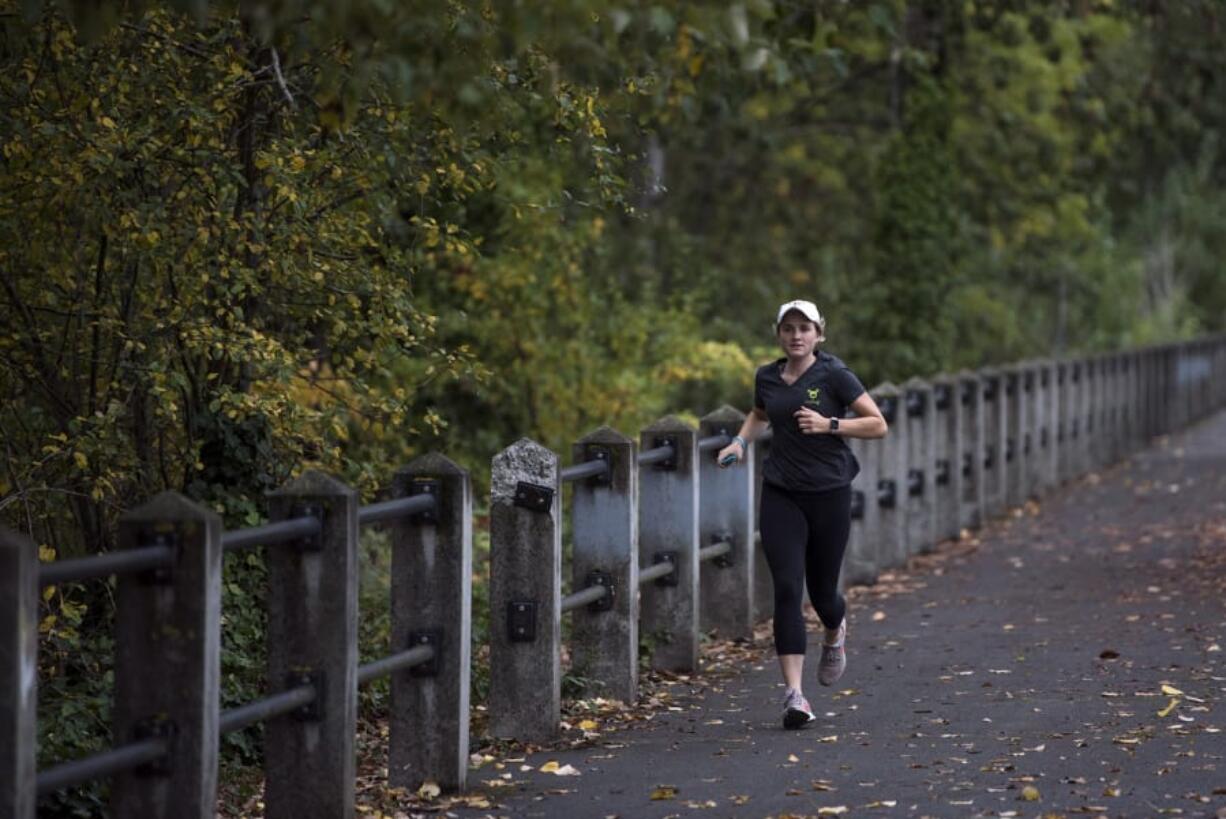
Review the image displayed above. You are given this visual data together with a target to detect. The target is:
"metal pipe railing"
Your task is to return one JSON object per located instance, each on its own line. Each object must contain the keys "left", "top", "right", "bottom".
{"left": 356, "top": 644, "right": 436, "bottom": 686}
{"left": 560, "top": 459, "right": 610, "bottom": 483}
{"left": 697, "top": 540, "right": 732, "bottom": 563}
{"left": 357, "top": 494, "right": 436, "bottom": 526}
{"left": 219, "top": 684, "right": 317, "bottom": 736}
{"left": 35, "top": 738, "right": 168, "bottom": 796}
{"left": 38, "top": 545, "right": 175, "bottom": 587}
{"left": 221, "top": 516, "right": 321, "bottom": 553}
{"left": 697, "top": 434, "right": 731, "bottom": 452}
{"left": 560, "top": 583, "right": 610, "bottom": 613}
{"left": 637, "top": 445, "right": 675, "bottom": 466}
{"left": 638, "top": 561, "right": 675, "bottom": 585}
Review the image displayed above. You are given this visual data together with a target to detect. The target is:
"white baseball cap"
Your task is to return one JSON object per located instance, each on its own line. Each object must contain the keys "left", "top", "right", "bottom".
{"left": 775, "top": 299, "right": 826, "bottom": 336}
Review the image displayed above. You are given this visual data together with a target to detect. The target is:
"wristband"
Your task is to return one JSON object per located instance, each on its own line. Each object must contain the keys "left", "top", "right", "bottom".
{"left": 732, "top": 435, "right": 748, "bottom": 450}
{"left": 828, "top": 417, "right": 839, "bottom": 433}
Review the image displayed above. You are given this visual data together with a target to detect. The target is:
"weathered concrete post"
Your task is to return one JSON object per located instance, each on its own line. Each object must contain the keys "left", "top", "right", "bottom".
{"left": 1055, "top": 361, "right": 1072, "bottom": 483}
{"left": 872, "top": 383, "right": 907, "bottom": 569}
{"left": 902, "top": 378, "right": 936, "bottom": 555}
{"left": 1071, "top": 359, "right": 1092, "bottom": 478}
{"left": 931, "top": 375, "right": 961, "bottom": 543}
{"left": 488, "top": 439, "right": 561, "bottom": 742}
{"left": 1033, "top": 360, "right": 1058, "bottom": 492}
{"left": 112, "top": 492, "right": 222, "bottom": 819}
{"left": 698, "top": 407, "right": 755, "bottom": 641}
{"left": 265, "top": 472, "right": 359, "bottom": 819}
{"left": 639, "top": 416, "right": 700, "bottom": 671}
{"left": 957, "top": 372, "right": 986, "bottom": 530}
{"left": 752, "top": 435, "right": 773, "bottom": 623}
{"left": 1086, "top": 357, "right": 1106, "bottom": 470}
{"left": 1019, "top": 362, "right": 1041, "bottom": 497}
{"left": 570, "top": 426, "right": 639, "bottom": 703}
{"left": 980, "top": 368, "right": 1007, "bottom": 517}
{"left": 1004, "top": 366, "right": 1028, "bottom": 508}
{"left": 389, "top": 454, "right": 472, "bottom": 792}
{"left": 1104, "top": 355, "right": 1122, "bottom": 464}
{"left": 843, "top": 428, "right": 880, "bottom": 588}
{"left": 1, "top": 529, "right": 37, "bottom": 819}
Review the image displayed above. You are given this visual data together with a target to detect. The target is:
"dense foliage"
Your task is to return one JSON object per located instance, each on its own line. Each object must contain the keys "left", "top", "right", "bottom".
{"left": 3, "top": 0, "right": 1225, "bottom": 812}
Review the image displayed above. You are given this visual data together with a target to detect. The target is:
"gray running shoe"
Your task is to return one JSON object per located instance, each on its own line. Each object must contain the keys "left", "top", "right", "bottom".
{"left": 782, "top": 688, "right": 816, "bottom": 730}
{"left": 818, "top": 619, "right": 847, "bottom": 687}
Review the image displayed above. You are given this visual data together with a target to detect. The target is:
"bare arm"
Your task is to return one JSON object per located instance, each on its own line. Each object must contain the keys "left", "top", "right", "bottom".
{"left": 793, "top": 391, "right": 888, "bottom": 439}
{"left": 716, "top": 406, "right": 770, "bottom": 467}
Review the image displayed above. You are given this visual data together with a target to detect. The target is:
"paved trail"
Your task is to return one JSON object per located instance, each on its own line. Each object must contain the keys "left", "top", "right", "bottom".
{"left": 452, "top": 410, "right": 1226, "bottom": 819}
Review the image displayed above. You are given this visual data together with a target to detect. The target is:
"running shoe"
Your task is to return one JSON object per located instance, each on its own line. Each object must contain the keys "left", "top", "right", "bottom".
{"left": 782, "top": 688, "right": 816, "bottom": 730}
{"left": 818, "top": 619, "right": 847, "bottom": 687}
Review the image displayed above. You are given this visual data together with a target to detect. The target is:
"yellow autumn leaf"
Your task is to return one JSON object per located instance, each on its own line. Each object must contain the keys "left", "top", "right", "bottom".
{"left": 539, "top": 760, "right": 560, "bottom": 773}
{"left": 1021, "top": 785, "right": 1041, "bottom": 801}
{"left": 818, "top": 808, "right": 848, "bottom": 816}
{"left": 1157, "top": 697, "right": 1179, "bottom": 718}
{"left": 73, "top": 451, "right": 88, "bottom": 469}
{"left": 577, "top": 719, "right": 598, "bottom": 731}
{"left": 1160, "top": 684, "right": 1184, "bottom": 696}
{"left": 415, "top": 780, "right": 440, "bottom": 799}
{"left": 98, "top": 115, "right": 116, "bottom": 129}
{"left": 650, "top": 785, "right": 678, "bottom": 800}
{"left": 39, "top": 545, "right": 56, "bottom": 562}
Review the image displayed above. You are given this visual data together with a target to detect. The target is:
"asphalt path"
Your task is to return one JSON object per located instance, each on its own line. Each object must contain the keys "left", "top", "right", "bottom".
{"left": 451, "top": 409, "right": 1226, "bottom": 819}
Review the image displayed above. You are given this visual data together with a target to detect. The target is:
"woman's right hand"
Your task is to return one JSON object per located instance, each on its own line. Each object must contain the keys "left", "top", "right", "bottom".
{"left": 717, "top": 441, "right": 744, "bottom": 468}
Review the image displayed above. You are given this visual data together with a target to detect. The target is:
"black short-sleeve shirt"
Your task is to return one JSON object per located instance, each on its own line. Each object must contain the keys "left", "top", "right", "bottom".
{"left": 754, "top": 351, "right": 867, "bottom": 493}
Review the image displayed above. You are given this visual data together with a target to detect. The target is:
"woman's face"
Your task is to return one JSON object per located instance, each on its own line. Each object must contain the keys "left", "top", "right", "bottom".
{"left": 777, "top": 311, "right": 820, "bottom": 359}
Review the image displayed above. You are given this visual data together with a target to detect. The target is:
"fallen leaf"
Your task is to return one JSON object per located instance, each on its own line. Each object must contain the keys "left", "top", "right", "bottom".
{"left": 553, "top": 764, "right": 581, "bottom": 776}
{"left": 811, "top": 779, "right": 835, "bottom": 791}
{"left": 1099, "top": 649, "right": 1120, "bottom": 660}
{"left": 650, "top": 785, "right": 678, "bottom": 800}
{"left": 1020, "top": 785, "right": 1041, "bottom": 802}
{"left": 729, "top": 794, "right": 751, "bottom": 805}
{"left": 416, "top": 781, "right": 440, "bottom": 800}
{"left": 872, "top": 611, "right": 886, "bottom": 622}
{"left": 539, "top": 760, "right": 560, "bottom": 773}
{"left": 818, "top": 808, "right": 847, "bottom": 816}
{"left": 1158, "top": 698, "right": 1180, "bottom": 718}
{"left": 787, "top": 753, "right": 800, "bottom": 763}
{"left": 578, "top": 719, "right": 599, "bottom": 731}
{"left": 1161, "top": 684, "right": 1185, "bottom": 696}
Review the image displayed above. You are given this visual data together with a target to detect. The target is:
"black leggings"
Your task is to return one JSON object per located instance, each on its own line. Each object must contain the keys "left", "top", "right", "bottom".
{"left": 759, "top": 482, "right": 851, "bottom": 655}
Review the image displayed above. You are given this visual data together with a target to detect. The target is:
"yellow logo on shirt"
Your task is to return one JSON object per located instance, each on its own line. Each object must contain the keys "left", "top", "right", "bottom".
{"left": 807, "top": 387, "right": 821, "bottom": 402}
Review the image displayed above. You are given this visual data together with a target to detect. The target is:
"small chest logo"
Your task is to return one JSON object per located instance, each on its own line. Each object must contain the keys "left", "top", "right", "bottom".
{"left": 807, "top": 387, "right": 821, "bottom": 402}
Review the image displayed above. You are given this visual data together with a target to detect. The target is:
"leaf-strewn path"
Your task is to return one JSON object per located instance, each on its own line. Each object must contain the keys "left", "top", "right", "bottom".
{"left": 446, "top": 411, "right": 1226, "bottom": 819}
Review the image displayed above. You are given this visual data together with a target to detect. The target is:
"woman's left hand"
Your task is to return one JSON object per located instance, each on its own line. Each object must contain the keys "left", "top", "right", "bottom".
{"left": 794, "top": 405, "right": 831, "bottom": 434}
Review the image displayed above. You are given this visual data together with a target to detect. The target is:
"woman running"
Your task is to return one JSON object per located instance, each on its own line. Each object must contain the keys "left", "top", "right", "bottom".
{"left": 717, "top": 299, "right": 888, "bottom": 729}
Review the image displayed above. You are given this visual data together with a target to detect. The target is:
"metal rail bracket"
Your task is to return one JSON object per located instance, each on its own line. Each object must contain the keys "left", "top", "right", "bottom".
{"left": 408, "top": 629, "right": 442, "bottom": 677}
{"left": 585, "top": 570, "right": 615, "bottom": 612}
{"left": 508, "top": 601, "right": 537, "bottom": 642}
{"left": 652, "top": 435, "right": 678, "bottom": 471}
{"left": 290, "top": 503, "right": 325, "bottom": 552}
{"left": 133, "top": 716, "right": 177, "bottom": 777}
{"left": 138, "top": 529, "right": 178, "bottom": 585}
{"left": 407, "top": 479, "right": 440, "bottom": 524}
{"left": 513, "top": 482, "right": 554, "bottom": 513}
{"left": 289, "top": 670, "right": 325, "bottom": 722}
{"left": 653, "top": 551, "right": 679, "bottom": 586}
{"left": 584, "top": 445, "right": 613, "bottom": 486}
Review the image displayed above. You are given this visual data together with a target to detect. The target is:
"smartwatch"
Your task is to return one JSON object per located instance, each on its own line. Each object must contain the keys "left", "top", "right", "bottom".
{"left": 829, "top": 417, "right": 840, "bottom": 433}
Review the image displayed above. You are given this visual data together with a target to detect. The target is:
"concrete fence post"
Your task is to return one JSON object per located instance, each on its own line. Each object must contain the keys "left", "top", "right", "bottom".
{"left": 1071, "top": 359, "right": 1092, "bottom": 477}
{"left": 980, "top": 368, "right": 1008, "bottom": 517}
{"left": 1004, "top": 366, "right": 1028, "bottom": 508}
{"left": 902, "top": 378, "right": 936, "bottom": 555}
{"left": 638, "top": 416, "right": 700, "bottom": 671}
{"left": 698, "top": 407, "right": 755, "bottom": 641}
{"left": 389, "top": 454, "right": 472, "bottom": 792}
{"left": 752, "top": 437, "right": 773, "bottom": 623}
{"left": 1106, "top": 355, "right": 1123, "bottom": 464}
{"left": 871, "top": 383, "right": 907, "bottom": 569}
{"left": 570, "top": 426, "right": 639, "bottom": 703}
{"left": 957, "top": 372, "right": 986, "bottom": 530}
{"left": 265, "top": 473, "right": 359, "bottom": 819}
{"left": 931, "top": 375, "right": 961, "bottom": 543}
{"left": 1087, "top": 356, "right": 1106, "bottom": 470}
{"left": 1, "top": 529, "right": 37, "bottom": 819}
{"left": 1033, "top": 360, "right": 1058, "bottom": 493}
{"left": 112, "top": 492, "right": 222, "bottom": 819}
{"left": 843, "top": 429, "right": 880, "bottom": 588}
{"left": 488, "top": 438, "right": 561, "bottom": 743}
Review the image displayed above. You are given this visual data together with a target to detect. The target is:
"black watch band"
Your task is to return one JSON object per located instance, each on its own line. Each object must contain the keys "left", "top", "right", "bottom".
{"left": 829, "top": 416, "right": 840, "bottom": 433}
